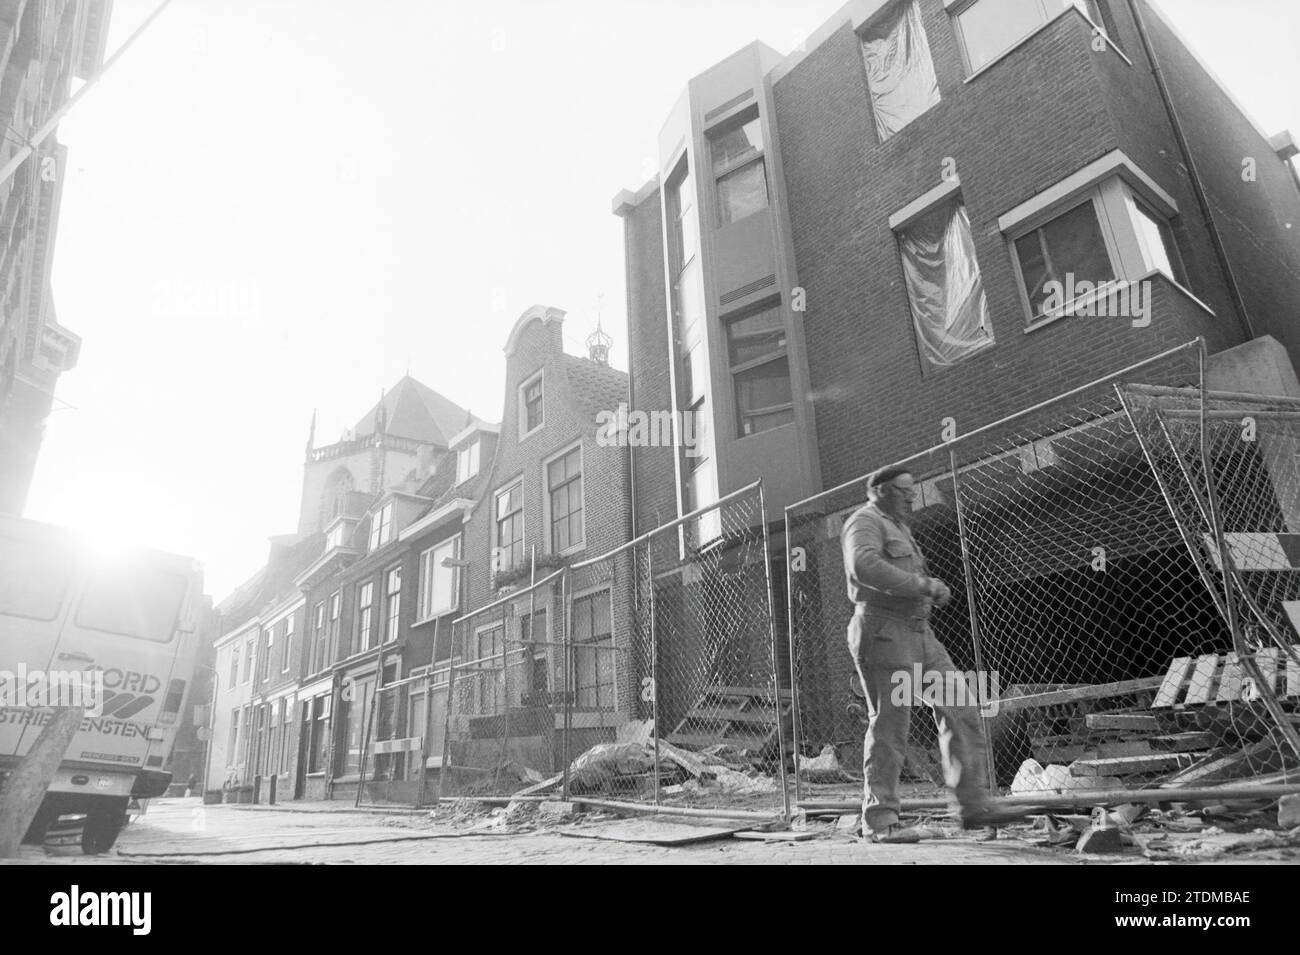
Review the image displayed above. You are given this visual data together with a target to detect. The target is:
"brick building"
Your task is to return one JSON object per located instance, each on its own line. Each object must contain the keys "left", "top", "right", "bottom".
{"left": 614, "top": 0, "right": 1300, "bottom": 525}
{"left": 0, "top": 0, "right": 112, "bottom": 515}
{"left": 443, "top": 304, "right": 634, "bottom": 774}
{"left": 612, "top": 0, "right": 1300, "bottom": 758}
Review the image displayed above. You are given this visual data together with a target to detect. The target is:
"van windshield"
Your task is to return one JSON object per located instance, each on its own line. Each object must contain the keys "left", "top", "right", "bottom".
{"left": 76, "top": 565, "right": 187, "bottom": 643}
{"left": 0, "top": 534, "right": 70, "bottom": 620}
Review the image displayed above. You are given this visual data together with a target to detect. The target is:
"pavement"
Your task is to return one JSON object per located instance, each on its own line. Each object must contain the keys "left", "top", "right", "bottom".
{"left": 9, "top": 797, "right": 1298, "bottom": 864}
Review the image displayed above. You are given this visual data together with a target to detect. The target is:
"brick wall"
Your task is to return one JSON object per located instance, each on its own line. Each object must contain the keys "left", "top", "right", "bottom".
{"left": 621, "top": 190, "right": 680, "bottom": 535}
{"left": 770, "top": 2, "right": 1253, "bottom": 489}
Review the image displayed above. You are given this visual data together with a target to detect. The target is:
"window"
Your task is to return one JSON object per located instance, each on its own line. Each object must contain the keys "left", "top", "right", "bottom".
{"left": 227, "top": 708, "right": 240, "bottom": 765}
{"left": 726, "top": 304, "right": 793, "bottom": 436}
{"left": 547, "top": 446, "right": 584, "bottom": 552}
{"left": 520, "top": 610, "right": 548, "bottom": 698}
{"left": 861, "top": 1, "right": 940, "bottom": 141}
{"left": 281, "top": 614, "right": 293, "bottom": 673}
{"left": 326, "top": 521, "right": 348, "bottom": 550}
{"left": 1130, "top": 198, "right": 1185, "bottom": 285}
{"left": 311, "top": 601, "right": 326, "bottom": 671}
{"left": 368, "top": 502, "right": 393, "bottom": 552}
{"left": 228, "top": 644, "right": 239, "bottom": 688}
{"left": 456, "top": 441, "right": 480, "bottom": 484}
{"left": 668, "top": 163, "right": 697, "bottom": 272}
{"left": 341, "top": 675, "right": 374, "bottom": 776}
{"left": 357, "top": 582, "right": 374, "bottom": 652}
{"left": 418, "top": 535, "right": 461, "bottom": 621}
{"left": 897, "top": 197, "right": 993, "bottom": 368}
{"left": 327, "top": 592, "right": 341, "bottom": 666}
{"left": 954, "top": 0, "right": 1105, "bottom": 74}
{"left": 384, "top": 567, "right": 402, "bottom": 643}
{"left": 308, "top": 695, "right": 330, "bottom": 774}
{"left": 77, "top": 566, "right": 187, "bottom": 643}
{"left": 473, "top": 624, "right": 505, "bottom": 714}
{"left": 0, "top": 533, "right": 68, "bottom": 620}
{"left": 261, "top": 627, "right": 273, "bottom": 683}
{"left": 1005, "top": 172, "right": 1186, "bottom": 326}
{"left": 1013, "top": 196, "right": 1116, "bottom": 319}
{"left": 710, "top": 112, "right": 767, "bottom": 226}
{"left": 242, "top": 636, "right": 254, "bottom": 684}
{"left": 494, "top": 481, "right": 524, "bottom": 575}
{"left": 520, "top": 373, "right": 544, "bottom": 435}
{"left": 571, "top": 591, "right": 614, "bottom": 709}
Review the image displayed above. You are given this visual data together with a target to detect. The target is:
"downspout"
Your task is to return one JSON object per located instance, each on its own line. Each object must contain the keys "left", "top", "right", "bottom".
{"left": 1127, "top": 0, "right": 1256, "bottom": 343}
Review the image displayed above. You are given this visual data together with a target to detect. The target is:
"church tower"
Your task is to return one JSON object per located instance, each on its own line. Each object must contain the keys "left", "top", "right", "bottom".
{"left": 295, "top": 377, "right": 471, "bottom": 535}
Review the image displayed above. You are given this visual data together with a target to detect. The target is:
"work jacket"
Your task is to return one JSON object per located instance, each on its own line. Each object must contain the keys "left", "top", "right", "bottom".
{"left": 840, "top": 501, "right": 933, "bottom": 620}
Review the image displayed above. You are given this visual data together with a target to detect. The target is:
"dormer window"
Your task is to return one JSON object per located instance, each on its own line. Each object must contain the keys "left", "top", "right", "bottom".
{"left": 368, "top": 502, "right": 393, "bottom": 552}
{"left": 456, "top": 440, "right": 480, "bottom": 484}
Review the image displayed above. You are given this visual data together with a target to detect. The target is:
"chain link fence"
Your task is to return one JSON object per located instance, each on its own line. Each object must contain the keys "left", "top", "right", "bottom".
{"left": 436, "top": 570, "right": 566, "bottom": 799}
{"left": 426, "top": 484, "right": 787, "bottom": 817}
{"left": 786, "top": 340, "right": 1300, "bottom": 807}
{"left": 562, "top": 482, "right": 787, "bottom": 816}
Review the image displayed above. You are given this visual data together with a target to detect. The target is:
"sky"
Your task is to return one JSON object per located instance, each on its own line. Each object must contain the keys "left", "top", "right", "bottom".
{"left": 24, "top": 0, "right": 1300, "bottom": 601}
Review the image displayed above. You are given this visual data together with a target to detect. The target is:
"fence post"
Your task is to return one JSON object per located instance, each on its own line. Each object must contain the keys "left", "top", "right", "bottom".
{"left": 647, "top": 541, "right": 660, "bottom": 807}
{"left": 784, "top": 507, "right": 806, "bottom": 806}
{"left": 758, "top": 484, "right": 792, "bottom": 821}
{"left": 436, "top": 628, "right": 458, "bottom": 804}
{"left": 561, "top": 567, "right": 572, "bottom": 801}
{"left": 947, "top": 448, "right": 998, "bottom": 791}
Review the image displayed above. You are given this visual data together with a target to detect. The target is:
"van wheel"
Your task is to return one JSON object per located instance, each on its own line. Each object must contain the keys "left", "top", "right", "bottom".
{"left": 82, "top": 810, "right": 126, "bottom": 854}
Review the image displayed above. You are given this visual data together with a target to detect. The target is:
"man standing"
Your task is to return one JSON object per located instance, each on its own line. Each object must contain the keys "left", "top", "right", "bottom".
{"left": 841, "top": 466, "right": 1007, "bottom": 842}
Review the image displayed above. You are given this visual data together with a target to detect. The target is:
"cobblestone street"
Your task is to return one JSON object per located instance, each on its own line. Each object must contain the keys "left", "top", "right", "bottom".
{"left": 10, "top": 797, "right": 1091, "bottom": 865}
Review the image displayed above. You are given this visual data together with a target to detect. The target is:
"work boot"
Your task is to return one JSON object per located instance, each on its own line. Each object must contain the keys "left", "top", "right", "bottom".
{"left": 864, "top": 823, "right": 923, "bottom": 844}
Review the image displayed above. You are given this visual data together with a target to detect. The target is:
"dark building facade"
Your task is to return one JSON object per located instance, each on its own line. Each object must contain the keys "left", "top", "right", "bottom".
{"left": 615, "top": 0, "right": 1300, "bottom": 521}
{"left": 0, "top": 0, "right": 112, "bottom": 514}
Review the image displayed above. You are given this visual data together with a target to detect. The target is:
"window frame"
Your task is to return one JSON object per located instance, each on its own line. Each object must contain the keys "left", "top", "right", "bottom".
{"left": 368, "top": 502, "right": 393, "bottom": 552}
{"left": 282, "top": 613, "right": 294, "bottom": 673}
{"left": 1005, "top": 175, "right": 1189, "bottom": 331}
{"left": 417, "top": 534, "right": 462, "bottom": 623}
{"left": 724, "top": 299, "right": 794, "bottom": 439}
{"left": 519, "top": 370, "right": 544, "bottom": 438}
{"left": 493, "top": 479, "right": 525, "bottom": 576}
{"left": 383, "top": 565, "right": 402, "bottom": 644}
{"left": 708, "top": 108, "right": 769, "bottom": 228}
{"left": 242, "top": 635, "right": 254, "bottom": 685}
{"left": 357, "top": 582, "right": 374, "bottom": 653}
{"left": 951, "top": 0, "right": 1114, "bottom": 78}
{"left": 568, "top": 587, "right": 616, "bottom": 711}
{"left": 261, "top": 626, "right": 273, "bottom": 683}
{"left": 544, "top": 442, "right": 585, "bottom": 556}
{"left": 455, "top": 440, "right": 480, "bottom": 485}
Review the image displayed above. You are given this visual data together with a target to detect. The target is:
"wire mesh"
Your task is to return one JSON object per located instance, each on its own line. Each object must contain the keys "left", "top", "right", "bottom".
{"left": 786, "top": 340, "right": 1299, "bottom": 807}
{"left": 560, "top": 483, "right": 788, "bottom": 815}
{"left": 437, "top": 570, "right": 567, "bottom": 798}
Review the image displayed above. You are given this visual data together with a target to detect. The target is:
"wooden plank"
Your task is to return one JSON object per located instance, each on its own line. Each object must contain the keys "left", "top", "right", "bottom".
{"left": 668, "top": 732, "right": 769, "bottom": 752}
{"left": 711, "top": 686, "right": 792, "bottom": 700}
{"left": 1070, "top": 752, "right": 1201, "bottom": 777}
{"left": 685, "top": 707, "right": 776, "bottom": 726}
{"left": 1085, "top": 712, "right": 1159, "bottom": 732}
{"left": 556, "top": 817, "right": 750, "bottom": 845}
{"left": 1147, "top": 732, "right": 1216, "bottom": 752}
{"left": 1215, "top": 653, "right": 1243, "bottom": 703}
{"left": 999, "top": 676, "right": 1165, "bottom": 712}
{"left": 1184, "top": 654, "right": 1219, "bottom": 705}
{"left": 1255, "top": 648, "right": 1278, "bottom": 697}
{"left": 1158, "top": 740, "right": 1281, "bottom": 787}
{"left": 1153, "top": 657, "right": 1194, "bottom": 708}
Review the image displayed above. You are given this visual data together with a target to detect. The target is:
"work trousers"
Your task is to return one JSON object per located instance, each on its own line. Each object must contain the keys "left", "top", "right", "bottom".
{"left": 847, "top": 611, "right": 991, "bottom": 832}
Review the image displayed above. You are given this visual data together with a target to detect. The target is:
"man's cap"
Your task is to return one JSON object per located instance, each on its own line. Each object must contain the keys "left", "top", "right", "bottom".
{"left": 868, "top": 465, "right": 912, "bottom": 488}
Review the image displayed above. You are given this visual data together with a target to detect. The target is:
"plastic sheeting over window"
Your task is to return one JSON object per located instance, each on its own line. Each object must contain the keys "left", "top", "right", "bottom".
{"left": 898, "top": 199, "right": 993, "bottom": 369}
{"left": 861, "top": 1, "right": 940, "bottom": 142}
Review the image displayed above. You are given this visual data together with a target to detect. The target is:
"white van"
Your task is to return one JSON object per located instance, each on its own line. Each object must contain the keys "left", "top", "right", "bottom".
{"left": 0, "top": 516, "right": 203, "bottom": 852}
